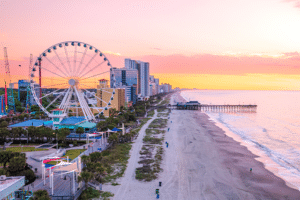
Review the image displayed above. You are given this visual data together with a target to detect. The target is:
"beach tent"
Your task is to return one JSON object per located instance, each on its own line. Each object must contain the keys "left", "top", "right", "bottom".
{"left": 111, "top": 127, "right": 122, "bottom": 132}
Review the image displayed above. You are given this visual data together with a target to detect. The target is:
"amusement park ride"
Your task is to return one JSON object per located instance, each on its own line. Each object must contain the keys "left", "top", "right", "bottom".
{"left": 2, "top": 41, "right": 115, "bottom": 122}
{"left": 29, "top": 41, "right": 116, "bottom": 122}
{"left": 2, "top": 47, "right": 16, "bottom": 115}
{"left": 25, "top": 54, "right": 33, "bottom": 113}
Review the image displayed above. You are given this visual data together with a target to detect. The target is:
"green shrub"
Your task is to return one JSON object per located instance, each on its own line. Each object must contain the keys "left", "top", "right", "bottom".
{"left": 78, "top": 187, "right": 100, "bottom": 200}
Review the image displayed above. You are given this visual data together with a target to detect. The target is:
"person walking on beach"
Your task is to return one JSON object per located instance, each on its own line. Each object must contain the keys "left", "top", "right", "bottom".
{"left": 166, "top": 143, "right": 169, "bottom": 148}
{"left": 168, "top": 128, "right": 170, "bottom": 132}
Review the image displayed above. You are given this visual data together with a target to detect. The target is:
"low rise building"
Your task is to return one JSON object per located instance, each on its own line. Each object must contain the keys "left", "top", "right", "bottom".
{"left": 0, "top": 176, "right": 25, "bottom": 200}
{"left": 96, "top": 79, "right": 125, "bottom": 117}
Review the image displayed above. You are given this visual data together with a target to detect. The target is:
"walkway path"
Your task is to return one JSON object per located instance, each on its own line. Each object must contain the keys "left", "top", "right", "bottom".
{"left": 103, "top": 110, "right": 160, "bottom": 199}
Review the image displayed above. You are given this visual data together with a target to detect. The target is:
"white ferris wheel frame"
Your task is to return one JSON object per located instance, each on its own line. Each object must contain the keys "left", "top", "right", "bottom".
{"left": 30, "top": 41, "right": 116, "bottom": 121}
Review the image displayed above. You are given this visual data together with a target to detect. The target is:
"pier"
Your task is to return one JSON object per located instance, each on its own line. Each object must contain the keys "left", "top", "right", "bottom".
{"left": 169, "top": 101, "right": 257, "bottom": 112}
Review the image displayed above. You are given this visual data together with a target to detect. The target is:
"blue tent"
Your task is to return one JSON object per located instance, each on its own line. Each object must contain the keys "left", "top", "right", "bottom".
{"left": 112, "top": 127, "right": 122, "bottom": 132}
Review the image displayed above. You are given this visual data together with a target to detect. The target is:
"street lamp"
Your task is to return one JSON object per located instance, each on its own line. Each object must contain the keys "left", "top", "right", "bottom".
{"left": 53, "top": 132, "right": 58, "bottom": 151}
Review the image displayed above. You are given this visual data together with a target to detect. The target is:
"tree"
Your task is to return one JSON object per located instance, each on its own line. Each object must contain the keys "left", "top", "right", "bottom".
{"left": 24, "top": 113, "right": 29, "bottom": 120}
{"left": 5, "top": 117, "right": 11, "bottom": 124}
{"left": 27, "top": 126, "right": 38, "bottom": 142}
{"left": 78, "top": 187, "right": 100, "bottom": 200}
{"left": 109, "top": 108, "right": 117, "bottom": 117}
{"left": 12, "top": 116, "right": 18, "bottom": 123}
{"left": 108, "top": 132, "right": 118, "bottom": 146}
{"left": 0, "top": 151, "right": 11, "bottom": 168}
{"left": 96, "top": 121, "right": 107, "bottom": 131}
{"left": 58, "top": 128, "right": 70, "bottom": 143}
{"left": 18, "top": 114, "right": 25, "bottom": 122}
{"left": 0, "top": 128, "right": 10, "bottom": 142}
{"left": 76, "top": 127, "right": 85, "bottom": 140}
{"left": 30, "top": 105, "right": 40, "bottom": 112}
{"left": 107, "top": 123, "right": 116, "bottom": 130}
{"left": 0, "top": 168, "right": 9, "bottom": 176}
{"left": 11, "top": 128, "right": 20, "bottom": 142}
{"left": 0, "top": 121, "right": 8, "bottom": 128}
{"left": 30, "top": 190, "right": 51, "bottom": 200}
{"left": 81, "top": 155, "right": 90, "bottom": 165}
{"left": 89, "top": 152, "right": 102, "bottom": 163}
{"left": 8, "top": 156, "right": 26, "bottom": 174}
{"left": 78, "top": 171, "right": 93, "bottom": 189}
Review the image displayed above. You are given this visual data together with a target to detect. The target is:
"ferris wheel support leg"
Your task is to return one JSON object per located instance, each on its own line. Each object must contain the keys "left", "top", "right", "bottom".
{"left": 59, "top": 87, "right": 70, "bottom": 110}
{"left": 74, "top": 87, "right": 88, "bottom": 120}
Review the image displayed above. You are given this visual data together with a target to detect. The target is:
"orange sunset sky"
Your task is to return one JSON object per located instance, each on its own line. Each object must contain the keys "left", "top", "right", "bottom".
{"left": 1, "top": 0, "right": 300, "bottom": 90}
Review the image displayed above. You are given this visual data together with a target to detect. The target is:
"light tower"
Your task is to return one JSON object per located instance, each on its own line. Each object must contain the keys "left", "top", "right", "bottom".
{"left": 26, "top": 54, "right": 33, "bottom": 113}
{"left": 4, "top": 47, "right": 16, "bottom": 113}
{"left": 38, "top": 58, "right": 42, "bottom": 105}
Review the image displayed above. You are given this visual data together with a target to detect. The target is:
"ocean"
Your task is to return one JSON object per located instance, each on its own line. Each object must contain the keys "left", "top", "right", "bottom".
{"left": 180, "top": 90, "right": 300, "bottom": 190}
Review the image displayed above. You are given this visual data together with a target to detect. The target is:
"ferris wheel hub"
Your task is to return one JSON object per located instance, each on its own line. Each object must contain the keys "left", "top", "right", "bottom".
{"left": 68, "top": 79, "right": 78, "bottom": 86}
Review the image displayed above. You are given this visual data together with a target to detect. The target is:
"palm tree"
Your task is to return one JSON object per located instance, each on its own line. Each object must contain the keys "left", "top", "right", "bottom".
{"left": 30, "top": 190, "right": 51, "bottom": 200}
{"left": 76, "top": 127, "right": 85, "bottom": 140}
{"left": 16, "top": 127, "right": 25, "bottom": 142}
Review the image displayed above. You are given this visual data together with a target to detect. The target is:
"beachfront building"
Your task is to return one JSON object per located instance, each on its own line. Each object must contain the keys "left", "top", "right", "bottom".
{"left": 154, "top": 78, "right": 159, "bottom": 95}
{"left": 149, "top": 75, "right": 158, "bottom": 96}
{"left": 110, "top": 67, "right": 138, "bottom": 88}
{"left": 0, "top": 176, "right": 25, "bottom": 200}
{"left": 53, "top": 116, "right": 96, "bottom": 133}
{"left": 124, "top": 58, "right": 150, "bottom": 98}
{"left": 125, "top": 58, "right": 139, "bottom": 70}
{"left": 110, "top": 67, "right": 138, "bottom": 105}
{"left": 137, "top": 61, "right": 150, "bottom": 97}
{"left": 97, "top": 79, "right": 125, "bottom": 117}
{"left": 159, "top": 83, "right": 172, "bottom": 93}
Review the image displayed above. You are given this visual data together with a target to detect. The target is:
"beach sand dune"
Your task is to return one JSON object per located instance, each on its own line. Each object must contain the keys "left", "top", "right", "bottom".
{"left": 106, "top": 92, "right": 300, "bottom": 200}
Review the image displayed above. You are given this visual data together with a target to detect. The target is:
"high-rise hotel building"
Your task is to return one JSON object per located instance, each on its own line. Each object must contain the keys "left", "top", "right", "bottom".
{"left": 124, "top": 58, "right": 149, "bottom": 97}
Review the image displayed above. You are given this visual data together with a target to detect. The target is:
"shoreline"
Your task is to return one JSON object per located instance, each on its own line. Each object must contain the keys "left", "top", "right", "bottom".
{"left": 102, "top": 92, "right": 300, "bottom": 200}
{"left": 205, "top": 112, "right": 300, "bottom": 191}
{"left": 176, "top": 91, "right": 300, "bottom": 199}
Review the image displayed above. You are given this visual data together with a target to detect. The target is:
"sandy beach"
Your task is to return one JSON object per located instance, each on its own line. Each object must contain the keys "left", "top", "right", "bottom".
{"left": 104, "top": 92, "right": 300, "bottom": 200}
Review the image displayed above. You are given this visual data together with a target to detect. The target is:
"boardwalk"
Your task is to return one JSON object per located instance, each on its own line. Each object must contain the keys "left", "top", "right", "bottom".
{"left": 200, "top": 104, "right": 257, "bottom": 112}
{"left": 169, "top": 103, "right": 257, "bottom": 112}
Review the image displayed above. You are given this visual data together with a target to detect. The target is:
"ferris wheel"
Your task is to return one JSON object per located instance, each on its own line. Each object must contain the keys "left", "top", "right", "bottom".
{"left": 30, "top": 41, "right": 115, "bottom": 121}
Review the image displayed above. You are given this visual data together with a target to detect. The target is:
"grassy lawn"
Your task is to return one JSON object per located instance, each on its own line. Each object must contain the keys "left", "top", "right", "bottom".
{"left": 5, "top": 147, "right": 48, "bottom": 152}
{"left": 46, "top": 149, "right": 86, "bottom": 165}
{"left": 65, "top": 149, "right": 86, "bottom": 160}
{"left": 9, "top": 143, "right": 40, "bottom": 146}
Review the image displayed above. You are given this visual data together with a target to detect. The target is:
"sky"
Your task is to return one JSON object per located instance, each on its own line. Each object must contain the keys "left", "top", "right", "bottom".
{"left": 1, "top": 0, "right": 300, "bottom": 90}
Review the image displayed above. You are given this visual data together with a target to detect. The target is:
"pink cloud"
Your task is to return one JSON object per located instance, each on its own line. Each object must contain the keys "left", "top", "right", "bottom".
{"left": 139, "top": 54, "right": 300, "bottom": 75}
{"left": 283, "top": 51, "right": 299, "bottom": 57}
{"left": 282, "top": 0, "right": 300, "bottom": 8}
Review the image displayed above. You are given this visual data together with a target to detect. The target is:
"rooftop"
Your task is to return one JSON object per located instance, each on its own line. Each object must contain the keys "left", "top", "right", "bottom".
{"left": 77, "top": 121, "right": 96, "bottom": 129}
{"left": 0, "top": 176, "right": 25, "bottom": 199}
{"left": 60, "top": 117, "right": 86, "bottom": 125}
{"left": 9, "top": 119, "right": 53, "bottom": 128}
